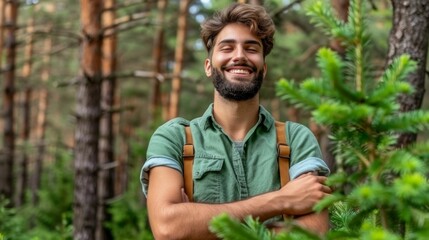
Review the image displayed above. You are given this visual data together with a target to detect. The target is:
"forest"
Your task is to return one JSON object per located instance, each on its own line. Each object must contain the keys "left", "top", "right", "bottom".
{"left": 0, "top": 0, "right": 428, "bottom": 239}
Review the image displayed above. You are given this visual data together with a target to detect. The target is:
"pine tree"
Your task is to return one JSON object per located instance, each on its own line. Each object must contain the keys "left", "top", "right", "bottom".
{"left": 210, "top": 0, "right": 429, "bottom": 239}
{"left": 277, "top": 0, "right": 429, "bottom": 238}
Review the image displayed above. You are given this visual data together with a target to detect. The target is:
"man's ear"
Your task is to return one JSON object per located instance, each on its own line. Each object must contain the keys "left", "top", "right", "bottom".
{"left": 204, "top": 58, "right": 212, "bottom": 77}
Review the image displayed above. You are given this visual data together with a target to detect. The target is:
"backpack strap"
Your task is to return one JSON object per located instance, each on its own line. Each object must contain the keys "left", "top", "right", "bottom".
{"left": 183, "top": 122, "right": 290, "bottom": 203}
{"left": 183, "top": 125, "right": 194, "bottom": 202}
{"left": 275, "top": 121, "right": 290, "bottom": 187}
{"left": 275, "top": 121, "right": 291, "bottom": 220}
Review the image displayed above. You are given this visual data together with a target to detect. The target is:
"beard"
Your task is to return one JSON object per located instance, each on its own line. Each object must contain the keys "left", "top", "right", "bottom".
{"left": 211, "top": 66, "right": 264, "bottom": 101}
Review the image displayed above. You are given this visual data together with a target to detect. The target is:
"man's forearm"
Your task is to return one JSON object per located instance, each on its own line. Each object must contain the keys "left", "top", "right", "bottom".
{"left": 147, "top": 167, "right": 331, "bottom": 240}
{"left": 150, "top": 191, "right": 283, "bottom": 240}
{"left": 294, "top": 210, "right": 330, "bottom": 234}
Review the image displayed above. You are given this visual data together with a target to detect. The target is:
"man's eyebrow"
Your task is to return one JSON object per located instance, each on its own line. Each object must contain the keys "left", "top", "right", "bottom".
{"left": 217, "top": 39, "right": 262, "bottom": 46}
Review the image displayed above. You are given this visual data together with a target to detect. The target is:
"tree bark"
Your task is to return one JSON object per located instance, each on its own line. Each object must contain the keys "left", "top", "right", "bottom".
{"left": 0, "top": 0, "right": 4, "bottom": 68}
{"left": 150, "top": 0, "right": 167, "bottom": 123}
{"left": 74, "top": 1, "right": 103, "bottom": 239}
{"left": 15, "top": 18, "right": 34, "bottom": 207}
{"left": 32, "top": 30, "right": 52, "bottom": 206}
{"left": 168, "top": 0, "right": 191, "bottom": 119}
{"left": 97, "top": 0, "right": 116, "bottom": 239}
{"left": 330, "top": 0, "right": 349, "bottom": 54}
{"left": 237, "top": 0, "right": 263, "bottom": 4}
{"left": 387, "top": 0, "right": 429, "bottom": 147}
{"left": 1, "top": 0, "right": 19, "bottom": 204}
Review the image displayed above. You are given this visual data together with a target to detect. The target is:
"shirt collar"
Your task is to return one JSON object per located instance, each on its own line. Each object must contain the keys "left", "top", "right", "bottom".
{"left": 198, "top": 103, "right": 274, "bottom": 131}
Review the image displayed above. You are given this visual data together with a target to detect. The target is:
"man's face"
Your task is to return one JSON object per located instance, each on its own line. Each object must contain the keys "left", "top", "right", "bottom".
{"left": 205, "top": 23, "right": 267, "bottom": 101}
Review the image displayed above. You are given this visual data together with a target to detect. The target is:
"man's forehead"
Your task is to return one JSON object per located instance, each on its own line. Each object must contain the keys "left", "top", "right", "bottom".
{"left": 213, "top": 23, "right": 262, "bottom": 46}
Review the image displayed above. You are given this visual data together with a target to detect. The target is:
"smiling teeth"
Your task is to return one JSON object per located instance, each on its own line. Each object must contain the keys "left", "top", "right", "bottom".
{"left": 230, "top": 69, "right": 249, "bottom": 74}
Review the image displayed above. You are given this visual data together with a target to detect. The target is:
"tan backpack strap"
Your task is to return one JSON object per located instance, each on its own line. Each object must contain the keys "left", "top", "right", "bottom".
{"left": 275, "top": 121, "right": 290, "bottom": 187}
{"left": 183, "top": 125, "right": 194, "bottom": 202}
{"left": 275, "top": 121, "right": 291, "bottom": 220}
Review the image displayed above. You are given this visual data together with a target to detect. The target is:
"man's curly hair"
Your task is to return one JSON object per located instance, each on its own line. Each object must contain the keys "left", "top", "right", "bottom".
{"left": 200, "top": 3, "right": 275, "bottom": 58}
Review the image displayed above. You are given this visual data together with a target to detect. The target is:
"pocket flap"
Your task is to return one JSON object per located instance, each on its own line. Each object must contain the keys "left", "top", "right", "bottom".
{"left": 193, "top": 158, "right": 224, "bottom": 179}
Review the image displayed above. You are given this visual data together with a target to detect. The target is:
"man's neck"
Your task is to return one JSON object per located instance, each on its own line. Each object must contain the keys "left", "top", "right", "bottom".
{"left": 212, "top": 91, "right": 260, "bottom": 141}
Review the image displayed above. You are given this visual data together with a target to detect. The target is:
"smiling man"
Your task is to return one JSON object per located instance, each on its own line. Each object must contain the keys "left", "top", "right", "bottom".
{"left": 141, "top": 3, "right": 331, "bottom": 240}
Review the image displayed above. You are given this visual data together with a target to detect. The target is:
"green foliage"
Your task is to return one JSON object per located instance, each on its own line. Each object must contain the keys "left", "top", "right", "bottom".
{"left": 210, "top": 214, "right": 274, "bottom": 240}
{"left": 0, "top": 148, "right": 73, "bottom": 240}
{"left": 211, "top": 0, "right": 429, "bottom": 239}
{"left": 106, "top": 127, "right": 153, "bottom": 240}
{"left": 0, "top": 199, "right": 29, "bottom": 240}
{"left": 34, "top": 150, "right": 74, "bottom": 233}
{"left": 24, "top": 148, "right": 74, "bottom": 240}
{"left": 275, "top": 0, "right": 429, "bottom": 238}
{"left": 210, "top": 214, "right": 321, "bottom": 240}
{"left": 106, "top": 192, "right": 152, "bottom": 240}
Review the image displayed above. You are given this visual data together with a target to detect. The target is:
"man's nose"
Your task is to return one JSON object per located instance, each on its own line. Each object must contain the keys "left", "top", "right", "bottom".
{"left": 232, "top": 47, "right": 247, "bottom": 63}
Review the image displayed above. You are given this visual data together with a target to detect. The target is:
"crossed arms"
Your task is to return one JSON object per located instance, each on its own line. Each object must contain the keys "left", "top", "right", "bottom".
{"left": 147, "top": 167, "right": 332, "bottom": 240}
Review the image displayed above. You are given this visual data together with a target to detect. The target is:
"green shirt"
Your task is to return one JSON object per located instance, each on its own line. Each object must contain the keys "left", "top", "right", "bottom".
{"left": 141, "top": 104, "right": 329, "bottom": 204}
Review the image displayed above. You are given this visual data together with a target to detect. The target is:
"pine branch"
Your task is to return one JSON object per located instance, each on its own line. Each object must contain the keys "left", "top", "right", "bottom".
{"left": 376, "top": 110, "right": 429, "bottom": 133}
{"left": 209, "top": 214, "right": 272, "bottom": 240}
{"left": 306, "top": 1, "right": 344, "bottom": 37}
{"left": 276, "top": 79, "right": 320, "bottom": 110}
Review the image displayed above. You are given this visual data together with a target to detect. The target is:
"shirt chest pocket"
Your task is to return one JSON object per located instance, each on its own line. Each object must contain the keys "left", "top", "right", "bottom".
{"left": 193, "top": 157, "right": 224, "bottom": 203}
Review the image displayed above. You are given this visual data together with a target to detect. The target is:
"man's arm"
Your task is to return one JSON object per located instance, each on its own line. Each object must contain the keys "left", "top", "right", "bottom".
{"left": 294, "top": 210, "right": 330, "bottom": 234}
{"left": 147, "top": 167, "right": 331, "bottom": 240}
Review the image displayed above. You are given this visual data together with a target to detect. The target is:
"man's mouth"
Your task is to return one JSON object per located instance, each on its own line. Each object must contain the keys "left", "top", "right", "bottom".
{"left": 228, "top": 68, "right": 251, "bottom": 74}
{"left": 223, "top": 65, "right": 255, "bottom": 75}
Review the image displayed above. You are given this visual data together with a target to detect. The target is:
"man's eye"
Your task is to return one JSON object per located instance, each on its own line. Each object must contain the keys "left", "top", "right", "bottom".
{"left": 220, "top": 47, "right": 233, "bottom": 51}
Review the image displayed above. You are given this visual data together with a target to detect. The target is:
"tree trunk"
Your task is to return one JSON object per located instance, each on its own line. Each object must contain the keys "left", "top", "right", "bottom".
{"left": 387, "top": 1, "right": 429, "bottom": 235}
{"left": 97, "top": 0, "right": 116, "bottom": 239}
{"left": 330, "top": 0, "right": 349, "bottom": 54}
{"left": 0, "top": 0, "right": 4, "bottom": 68}
{"left": 74, "top": 1, "right": 103, "bottom": 239}
{"left": 0, "top": 1, "right": 3, "bottom": 136}
{"left": 32, "top": 30, "right": 52, "bottom": 206}
{"left": 387, "top": 0, "right": 429, "bottom": 147}
{"left": 168, "top": 0, "right": 191, "bottom": 119}
{"left": 15, "top": 18, "right": 34, "bottom": 207}
{"left": 116, "top": 124, "right": 130, "bottom": 195}
{"left": 237, "top": 0, "right": 263, "bottom": 4}
{"left": 1, "top": 0, "right": 19, "bottom": 204}
{"left": 150, "top": 0, "right": 167, "bottom": 123}
{"left": 248, "top": 0, "right": 263, "bottom": 5}
{"left": 16, "top": 89, "right": 31, "bottom": 207}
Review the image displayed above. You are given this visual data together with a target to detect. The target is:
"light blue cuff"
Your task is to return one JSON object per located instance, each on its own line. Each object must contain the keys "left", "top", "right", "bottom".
{"left": 289, "top": 157, "right": 330, "bottom": 179}
{"left": 140, "top": 157, "right": 182, "bottom": 197}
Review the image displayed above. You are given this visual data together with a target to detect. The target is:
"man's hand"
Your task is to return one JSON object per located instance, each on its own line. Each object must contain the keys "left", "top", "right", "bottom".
{"left": 279, "top": 172, "right": 332, "bottom": 216}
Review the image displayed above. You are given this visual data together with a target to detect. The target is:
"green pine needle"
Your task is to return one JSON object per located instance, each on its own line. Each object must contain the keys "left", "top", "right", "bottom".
{"left": 210, "top": 214, "right": 273, "bottom": 240}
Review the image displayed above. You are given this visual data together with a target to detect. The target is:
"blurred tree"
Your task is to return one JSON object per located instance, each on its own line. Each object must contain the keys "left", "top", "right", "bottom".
{"left": 168, "top": 0, "right": 192, "bottom": 119}
{"left": 74, "top": 0, "right": 103, "bottom": 239}
{"left": 15, "top": 17, "right": 34, "bottom": 207}
{"left": 32, "top": 25, "right": 52, "bottom": 206}
{"left": 150, "top": 0, "right": 168, "bottom": 123}
{"left": 0, "top": 0, "right": 4, "bottom": 68}
{"left": 1, "top": 0, "right": 19, "bottom": 206}
{"left": 97, "top": 0, "right": 117, "bottom": 239}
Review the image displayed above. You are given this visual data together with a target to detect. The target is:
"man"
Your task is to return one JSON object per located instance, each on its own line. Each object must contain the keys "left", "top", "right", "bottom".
{"left": 141, "top": 3, "right": 331, "bottom": 239}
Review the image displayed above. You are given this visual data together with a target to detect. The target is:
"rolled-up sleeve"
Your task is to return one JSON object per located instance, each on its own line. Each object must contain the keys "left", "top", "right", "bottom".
{"left": 289, "top": 156, "right": 330, "bottom": 179}
{"left": 140, "top": 157, "right": 182, "bottom": 197}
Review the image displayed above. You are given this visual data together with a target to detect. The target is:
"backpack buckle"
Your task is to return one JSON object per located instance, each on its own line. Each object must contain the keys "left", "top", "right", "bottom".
{"left": 277, "top": 143, "right": 290, "bottom": 159}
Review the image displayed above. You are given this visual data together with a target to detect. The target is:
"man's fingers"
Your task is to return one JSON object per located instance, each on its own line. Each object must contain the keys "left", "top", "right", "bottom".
{"left": 321, "top": 185, "right": 332, "bottom": 194}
